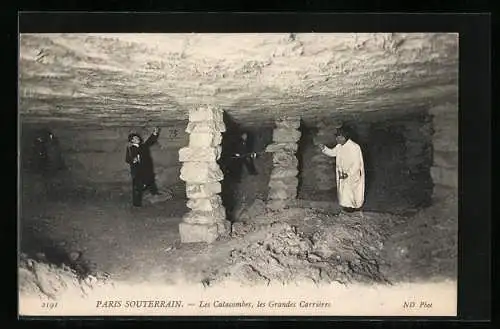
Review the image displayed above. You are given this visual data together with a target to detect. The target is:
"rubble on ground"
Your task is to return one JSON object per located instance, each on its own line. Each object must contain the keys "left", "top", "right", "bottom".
{"left": 381, "top": 193, "right": 458, "bottom": 281}
{"left": 18, "top": 252, "right": 112, "bottom": 299}
{"left": 205, "top": 209, "right": 396, "bottom": 286}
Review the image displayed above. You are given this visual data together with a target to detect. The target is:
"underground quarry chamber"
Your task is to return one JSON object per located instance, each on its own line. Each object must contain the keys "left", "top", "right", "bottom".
{"left": 18, "top": 33, "right": 459, "bottom": 295}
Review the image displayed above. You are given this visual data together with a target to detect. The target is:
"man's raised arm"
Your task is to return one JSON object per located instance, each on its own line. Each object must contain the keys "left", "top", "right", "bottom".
{"left": 319, "top": 143, "right": 339, "bottom": 157}
{"left": 144, "top": 127, "right": 161, "bottom": 147}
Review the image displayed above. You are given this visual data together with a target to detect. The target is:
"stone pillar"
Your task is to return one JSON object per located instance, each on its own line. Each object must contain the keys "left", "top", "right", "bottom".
{"left": 429, "top": 103, "right": 458, "bottom": 201}
{"left": 265, "top": 117, "right": 301, "bottom": 211}
{"left": 311, "top": 122, "right": 337, "bottom": 191}
{"left": 178, "top": 105, "right": 230, "bottom": 243}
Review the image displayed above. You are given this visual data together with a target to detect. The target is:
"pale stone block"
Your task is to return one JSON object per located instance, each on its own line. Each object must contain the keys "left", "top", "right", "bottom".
{"left": 433, "top": 133, "right": 458, "bottom": 152}
{"left": 186, "top": 195, "right": 223, "bottom": 212}
{"left": 186, "top": 182, "right": 222, "bottom": 199}
{"left": 268, "top": 177, "right": 299, "bottom": 189}
{"left": 266, "top": 200, "right": 290, "bottom": 211}
{"left": 185, "top": 120, "right": 226, "bottom": 134}
{"left": 183, "top": 208, "right": 226, "bottom": 224}
{"left": 270, "top": 167, "right": 299, "bottom": 179}
{"left": 430, "top": 166, "right": 458, "bottom": 188}
{"left": 275, "top": 118, "right": 301, "bottom": 129}
{"left": 265, "top": 143, "right": 298, "bottom": 153}
{"left": 179, "top": 222, "right": 219, "bottom": 243}
{"left": 179, "top": 146, "right": 222, "bottom": 162}
{"left": 180, "top": 161, "right": 223, "bottom": 183}
{"left": 272, "top": 151, "right": 298, "bottom": 167}
{"left": 272, "top": 128, "right": 301, "bottom": 143}
{"left": 188, "top": 106, "right": 224, "bottom": 123}
{"left": 268, "top": 188, "right": 297, "bottom": 200}
{"left": 433, "top": 150, "right": 458, "bottom": 169}
{"left": 188, "top": 132, "right": 222, "bottom": 148}
{"left": 182, "top": 212, "right": 216, "bottom": 225}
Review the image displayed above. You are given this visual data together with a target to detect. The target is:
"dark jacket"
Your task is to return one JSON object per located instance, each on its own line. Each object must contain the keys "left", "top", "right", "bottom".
{"left": 125, "top": 132, "right": 159, "bottom": 181}
{"left": 219, "top": 134, "right": 256, "bottom": 177}
{"left": 31, "top": 131, "right": 65, "bottom": 173}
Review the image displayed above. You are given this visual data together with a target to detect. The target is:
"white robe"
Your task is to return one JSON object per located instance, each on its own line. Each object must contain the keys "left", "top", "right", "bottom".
{"left": 321, "top": 139, "right": 365, "bottom": 209}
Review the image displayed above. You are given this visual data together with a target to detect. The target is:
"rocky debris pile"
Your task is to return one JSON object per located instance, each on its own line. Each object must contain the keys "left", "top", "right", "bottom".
{"left": 19, "top": 252, "right": 112, "bottom": 300}
{"left": 178, "top": 105, "right": 230, "bottom": 243}
{"left": 382, "top": 193, "right": 458, "bottom": 281}
{"left": 265, "top": 117, "right": 301, "bottom": 211}
{"left": 231, "top": 202, "right": 307, "bottom": 238}
{"left": 204, "top": 210, "right": 393, "bottom": 286}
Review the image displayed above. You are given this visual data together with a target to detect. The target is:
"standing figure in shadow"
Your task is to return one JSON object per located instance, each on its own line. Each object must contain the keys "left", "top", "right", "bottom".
{"left": 219, "top": 131, "right": 259, "bottom": 220}
{"left": 221, "top": 131, "right": 258, "bottom": 183}
{"left": 31, "top": 129, "right": 65, "bottom": 175}
{"left": 125, "top": 127, "right": 161, "bottom": 207}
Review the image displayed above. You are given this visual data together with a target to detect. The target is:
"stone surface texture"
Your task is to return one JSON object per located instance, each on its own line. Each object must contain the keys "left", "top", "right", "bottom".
{"left": 265, "top": 117, "right": 301, "bottom": 212}
{"left": 19, "top": 33, "right": 458, "bottom": 127}
{"left": 429, "top": 102, "right": 458, "bottom": 200}
{"left": 178, "top": 106, "right": 230, "bottom": 243}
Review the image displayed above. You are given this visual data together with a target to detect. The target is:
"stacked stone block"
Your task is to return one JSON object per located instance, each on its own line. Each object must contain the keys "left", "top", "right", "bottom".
{"left": 429, "top": 103, "right": 458, "bottom": 201}
{"left": 265, "top": 117, "right": 301, "bottom": 211}
{"left": 178, "top": 105, "right": 230, "bottom": 243}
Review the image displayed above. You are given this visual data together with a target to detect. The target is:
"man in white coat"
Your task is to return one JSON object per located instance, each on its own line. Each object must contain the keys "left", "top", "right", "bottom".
{"left": 319, "top": 128, "right": 365, "bottom": 212}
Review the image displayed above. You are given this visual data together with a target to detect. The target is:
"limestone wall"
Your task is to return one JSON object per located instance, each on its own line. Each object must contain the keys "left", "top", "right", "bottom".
{"left": 296, "top": 115, "right": 434, "bottom": 209}
{"left": 20, "top": 122, "right": 188, "bottom": 196}
{"left": 429, "top": 103, "right": 458, "bottom": 201}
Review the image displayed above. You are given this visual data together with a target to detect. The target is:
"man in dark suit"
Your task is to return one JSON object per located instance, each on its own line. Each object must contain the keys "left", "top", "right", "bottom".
{"left": 31, "top": 129, "right": 65, "bottom": 174}
{"left": 219, "top": 131, "right": 259, "bottom": 221}
{"left": 125, "top": 127, "right": 161, "bottom": 207}
{"left": 222, "top": 132, "right": 258, "bottom": 182}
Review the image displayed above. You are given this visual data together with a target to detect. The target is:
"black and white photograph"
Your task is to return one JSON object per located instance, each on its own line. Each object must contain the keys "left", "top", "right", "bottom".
{"left": 18, "top": 32, "right": 460, "bottom": 316}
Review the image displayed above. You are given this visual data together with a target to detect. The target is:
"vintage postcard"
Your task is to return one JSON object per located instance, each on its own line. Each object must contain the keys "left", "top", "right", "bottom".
{"left": 18, "top": 31, "right": 459, "bottom": 317}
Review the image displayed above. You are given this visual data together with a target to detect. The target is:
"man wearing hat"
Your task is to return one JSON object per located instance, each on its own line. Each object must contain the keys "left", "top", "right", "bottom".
{"left": 319, "top": 127, "right": 365, "bottom": 213}
{"left": 125, "top": 127, "right": 161, "bottom": 207}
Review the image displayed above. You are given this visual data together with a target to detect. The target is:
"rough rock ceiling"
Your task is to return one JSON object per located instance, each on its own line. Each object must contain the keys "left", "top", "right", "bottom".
{"left": 19, "top": 33, "right": 458, "bottom": 127}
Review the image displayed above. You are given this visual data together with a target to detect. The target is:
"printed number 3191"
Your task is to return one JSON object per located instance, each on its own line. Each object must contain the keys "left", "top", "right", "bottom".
{"left": 41, "top": 302, "right": 58, "bottom": 310}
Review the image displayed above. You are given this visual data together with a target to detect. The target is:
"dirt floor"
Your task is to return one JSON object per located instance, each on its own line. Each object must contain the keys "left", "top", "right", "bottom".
{"left": 19, "top": 176, "right": 457, "bottom": 299}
